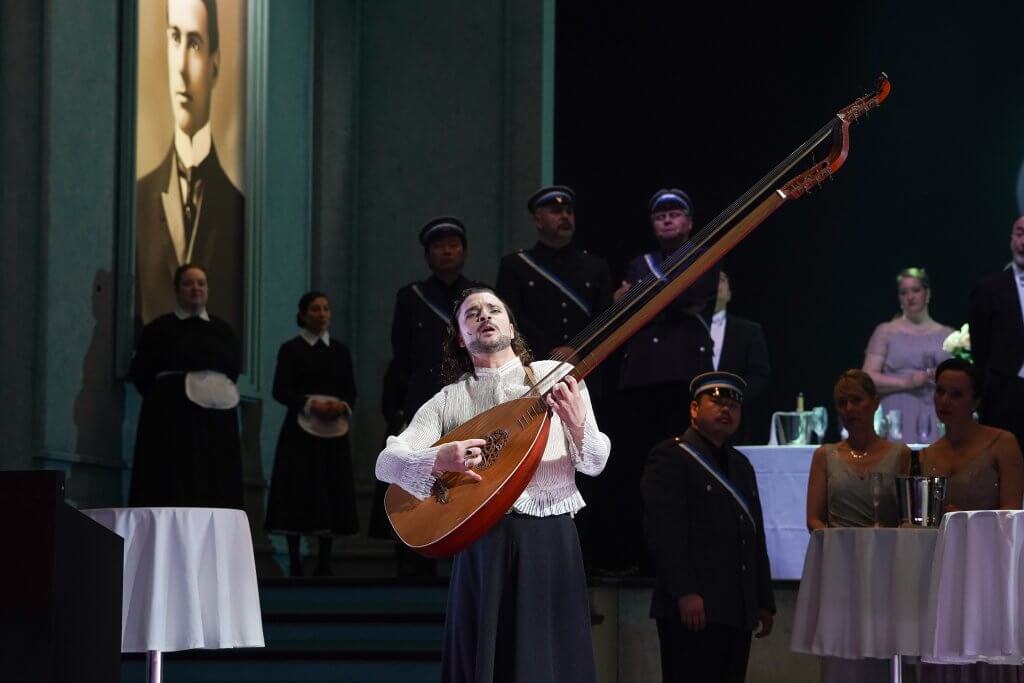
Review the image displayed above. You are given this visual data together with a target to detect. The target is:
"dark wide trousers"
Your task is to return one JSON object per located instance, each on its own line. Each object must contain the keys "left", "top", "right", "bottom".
{"left": 442, "top": 513, "right": 596, "bottom": 683}
{"left": 656, "top": 618, "right": 752, "bottom": 683}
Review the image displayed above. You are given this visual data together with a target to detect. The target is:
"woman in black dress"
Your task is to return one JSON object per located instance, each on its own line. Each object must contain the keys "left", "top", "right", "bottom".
{"left": 129, "top": 263, "right": 244, "bottom": 508}
{"left": 265, "top": 291, "right": 359, "bottom": 576}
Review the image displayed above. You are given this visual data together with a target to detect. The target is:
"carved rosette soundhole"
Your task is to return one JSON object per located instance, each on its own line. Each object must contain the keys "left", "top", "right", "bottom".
{"left": 477, "top": 429, "right": 510, "bottom": 470}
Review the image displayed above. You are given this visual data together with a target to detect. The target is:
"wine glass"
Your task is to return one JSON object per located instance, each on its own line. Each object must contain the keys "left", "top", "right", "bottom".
{"left": 810, "top": 406, "right": 828, "bottom": 444}
{"left": 870, "top": 472, "right": 884, "bottom": 528}
{"left": 885, "top": 409, "right": 903, "bottom": 441}
{"left": 873, "top": 405, "right": 886, "bottom": 437}
{"left": 916, "top": 412, "right": 934, "bottom": 445}
{"left": 921, "top": 351, "right": 937, "bottom": 381}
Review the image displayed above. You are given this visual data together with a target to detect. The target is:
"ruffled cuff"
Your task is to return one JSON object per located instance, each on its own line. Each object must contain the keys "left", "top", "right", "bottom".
{"left": 375, "top": 438, "right": 441, "bottom": 501}
{"left": 568, "top": 420, "right": 610, "bottom": 476}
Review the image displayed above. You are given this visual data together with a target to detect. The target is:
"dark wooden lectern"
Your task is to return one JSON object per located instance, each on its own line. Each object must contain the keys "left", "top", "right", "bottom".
{"left": 0, "top": 470, "right": 123, "bottom": 683}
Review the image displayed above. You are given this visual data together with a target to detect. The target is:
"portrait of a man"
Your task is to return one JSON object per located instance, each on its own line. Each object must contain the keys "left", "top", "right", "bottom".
{"left": 135, "top": 0, "right": 246, "bottom": 339}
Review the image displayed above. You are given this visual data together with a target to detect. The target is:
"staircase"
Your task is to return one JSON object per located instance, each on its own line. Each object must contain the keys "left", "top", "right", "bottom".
{"left": 121, "top": 578, "right": 448, "bottom": 683}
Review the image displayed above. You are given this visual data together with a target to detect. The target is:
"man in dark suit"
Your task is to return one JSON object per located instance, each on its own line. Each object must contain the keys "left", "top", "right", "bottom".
{"left": 642, "top": 372, "right": 775, "bottom": 683}
{"left": 968, "top": 216, "right": 1024, "bottom": 449}
{"left": 712, "top": 271, "right": 771, "bottom": 443}
{"left": 136, "top": 0, "right": 244, "bottom": 338}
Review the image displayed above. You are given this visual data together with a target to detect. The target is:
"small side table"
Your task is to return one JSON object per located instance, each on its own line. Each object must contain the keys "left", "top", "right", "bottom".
{"left": 81, "top": 507, "right": 265, "bottom": 683}
{"left": 923, "top": 510, "right": 1024, "bottom": 666}
{"left": 791, "top": 527, "right": 939, "bottom": 683}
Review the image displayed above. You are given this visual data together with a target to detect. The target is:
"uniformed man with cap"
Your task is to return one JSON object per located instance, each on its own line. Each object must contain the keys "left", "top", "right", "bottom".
{"left": 600, "top": 188, "right": 721, "bottom": 573}
{"left": 495, "top": 185, "right": 612, "bottom": 360}
{"left": 617, "top": 188, "right": 721, "bottom": 403}
{"left": 370, "top": 217, "right": 487, "bottom": 571}
{"left": 642, "top": 371, "right": 775, "bottom": 683}
{"left": 382, "top": 216, "right": 486, "bottom": 431}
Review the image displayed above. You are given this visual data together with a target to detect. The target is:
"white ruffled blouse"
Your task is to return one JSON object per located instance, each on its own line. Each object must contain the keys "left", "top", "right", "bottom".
{"left": 375, "top": 357, "right": 610, "bottom": 517}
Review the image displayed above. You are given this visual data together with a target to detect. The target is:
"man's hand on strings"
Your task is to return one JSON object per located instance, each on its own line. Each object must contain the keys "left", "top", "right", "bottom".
{"left": 547, "top": 376, "right": 586, "bottom": 442}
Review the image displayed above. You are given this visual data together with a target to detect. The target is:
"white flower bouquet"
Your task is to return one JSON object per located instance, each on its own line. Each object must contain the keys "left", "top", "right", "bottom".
{"left": 942, "top": 323, "right": 973, "bottom": 362}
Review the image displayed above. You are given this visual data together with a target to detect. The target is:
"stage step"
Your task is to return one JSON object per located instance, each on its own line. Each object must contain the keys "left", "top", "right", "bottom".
{"left": 120, "top": 578, "right": 448, "bottom": 683}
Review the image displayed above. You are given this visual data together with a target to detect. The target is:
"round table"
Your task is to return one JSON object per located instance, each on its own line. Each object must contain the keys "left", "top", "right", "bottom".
{"left": 923, "top": 510, "right": 1024, "bottom": 666}
{"left": 81, "top": 507, "right": 265, "bottom": 683}
{"left": 792, "top": 527, "right": 938, "bottom": 683}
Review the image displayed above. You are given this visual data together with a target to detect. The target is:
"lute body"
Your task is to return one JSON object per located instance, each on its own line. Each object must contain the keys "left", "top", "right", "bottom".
{"left": 384, "top": 396, "right": 551, "bottom": 558}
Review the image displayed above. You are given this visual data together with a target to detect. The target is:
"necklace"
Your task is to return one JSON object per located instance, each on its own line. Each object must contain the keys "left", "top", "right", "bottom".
{"left": 846, "top": 443, "right": 871, "bottom": 459}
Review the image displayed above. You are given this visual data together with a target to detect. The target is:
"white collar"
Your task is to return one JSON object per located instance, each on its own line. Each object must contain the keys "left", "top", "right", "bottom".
{"left": 175, "top": 305, "right": 210, "bottom": 321}
{"left": 1012, "top": 262, "right": 1024, "bottom": 284}
{"left": 299, "top": 328, "right": 331, "bottom": 346}
{"left": 473, "top": 356, "right": 523, "bottom": 377}
{"left": 712, "top": 309, "right": 727, "bottom": 325}
{"left": 174, "top": 122, "right": 212, "bottom": 169}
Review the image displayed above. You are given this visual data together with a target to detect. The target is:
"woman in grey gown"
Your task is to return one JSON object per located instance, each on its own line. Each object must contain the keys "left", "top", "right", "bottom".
{"left": 862, "top": 268, "right": 952, "bottom": 444}
{"left": 919, "top": 358, "right": 1024, "bottom": 683}
{"left": 806, "top": 370, "right": 911, "bottom": 682}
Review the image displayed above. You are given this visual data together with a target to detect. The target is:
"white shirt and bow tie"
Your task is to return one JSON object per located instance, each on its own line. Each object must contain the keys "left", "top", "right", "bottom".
{"left": 710, "top": 309, "right": 727, "bottom": 371}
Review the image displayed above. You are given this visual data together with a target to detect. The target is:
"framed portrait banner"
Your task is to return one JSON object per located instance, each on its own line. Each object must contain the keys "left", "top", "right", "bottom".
{"left": 117, "top": 0, "right": 266, "bottom": 388}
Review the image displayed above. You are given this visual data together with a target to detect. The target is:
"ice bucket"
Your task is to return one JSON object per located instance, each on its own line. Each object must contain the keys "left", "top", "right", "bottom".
{"left": 771, "top": 411, "right": 812, "bottom": 445}
{"left": 895, "top": 476, "right": 947, "bottom": 527}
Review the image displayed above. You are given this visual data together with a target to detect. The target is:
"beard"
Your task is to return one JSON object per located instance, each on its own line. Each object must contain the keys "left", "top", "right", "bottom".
{"left": 469, "top": 334, "right": 513, "bottom": 354}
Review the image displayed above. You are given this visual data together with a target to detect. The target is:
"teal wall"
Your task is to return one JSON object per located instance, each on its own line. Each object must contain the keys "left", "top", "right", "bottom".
{"left": 316, "top": 0, "right": 553, "bottom": 497}
{"left": 0, "top": 0, "right": 553, "bottom": 536}
{"left": 33, "top": 0, "right": 125, "bottom": 505}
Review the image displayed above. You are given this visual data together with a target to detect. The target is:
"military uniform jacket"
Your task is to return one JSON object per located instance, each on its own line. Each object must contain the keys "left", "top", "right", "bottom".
{"left": 495, "top": 242, "right": 612, "bottom": 357}
{"left": 382, "top": 274, "right": 483, "bottom": 425}
{"left": 642, "top": 427, "right": 775, "bottom": 629}
{"left": 619, "top": 251, "right": 720, "bottom": 389}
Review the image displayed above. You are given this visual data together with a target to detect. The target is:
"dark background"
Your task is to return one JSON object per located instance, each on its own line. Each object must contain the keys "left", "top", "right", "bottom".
{"left": 555, "top": 0, "right": 1024, "bottom": 441}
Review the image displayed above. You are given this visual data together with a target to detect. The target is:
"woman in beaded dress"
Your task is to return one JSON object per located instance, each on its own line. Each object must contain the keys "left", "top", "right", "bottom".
{"left": 806, "top": 369, "right": 911, "bottom": 682}
{"left": 919, "top": 359, "right": 1024, "bottom": 683}
{"left": 862, "top": 268, "right": 952, "bottom": 443}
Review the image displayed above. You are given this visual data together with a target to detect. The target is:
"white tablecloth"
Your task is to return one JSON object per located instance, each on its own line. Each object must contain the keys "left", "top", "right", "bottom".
{"left": 922, "top": 510, "right": 1024, "bottom": 665}
{"left": 81, "top": 507, "right": 265, "bottom": 653}
{"left": 739, "top": 445, "right": 815, "bottom": 580}
{"left": 791, "top": 527, "right": 938, "bottom": 659}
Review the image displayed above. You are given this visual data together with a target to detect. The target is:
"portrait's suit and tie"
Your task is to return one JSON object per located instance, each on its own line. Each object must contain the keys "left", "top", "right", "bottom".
{"left": 135, "top": 144, "right": 244, "bottom": 337}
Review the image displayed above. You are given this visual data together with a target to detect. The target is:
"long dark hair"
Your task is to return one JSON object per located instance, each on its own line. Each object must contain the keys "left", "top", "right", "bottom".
{"left": 440, "top": 287, "right": 533, "bottom": 384}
